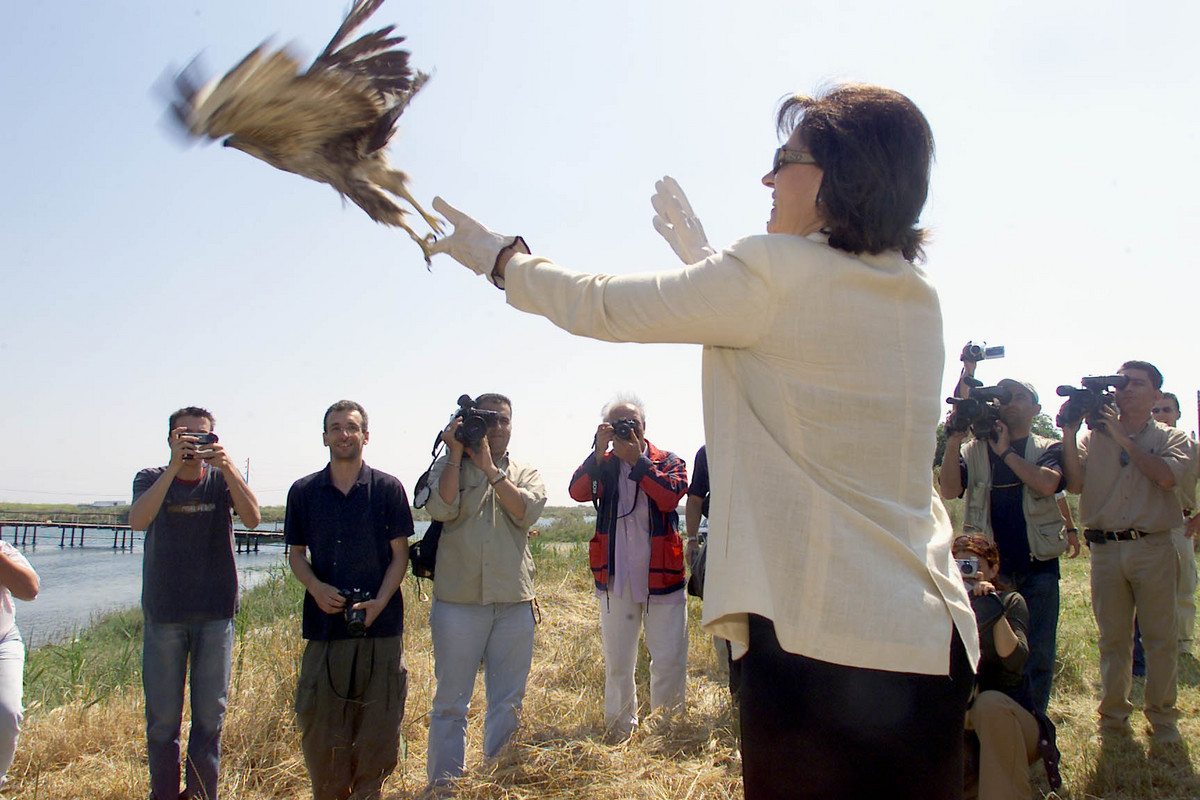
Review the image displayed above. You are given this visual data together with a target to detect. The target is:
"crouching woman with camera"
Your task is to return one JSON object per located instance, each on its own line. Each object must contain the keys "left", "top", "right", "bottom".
{"left": 954, "top": 535, "right": 1058, "bottom": 800}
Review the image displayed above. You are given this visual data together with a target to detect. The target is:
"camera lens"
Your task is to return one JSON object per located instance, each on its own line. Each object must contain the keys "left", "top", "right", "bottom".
{"left": 455, "top": 415, "right": 489, "bottom": 445}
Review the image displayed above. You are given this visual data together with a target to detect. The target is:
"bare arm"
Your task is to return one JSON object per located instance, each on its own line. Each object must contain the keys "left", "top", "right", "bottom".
{"left": 1057, "top": 495, "right": 1081, "bottom": 557}
{"left": 1098, "top": 407, "right": 1177, "bottom": 489}
{"left": 0, "top": 549, "right": 38, "bottom": 601}
{"left": 937, "top": 432, "right": 967, "bottom": 499}
{"left": 997, "top": 450, "right": 1062, "bottom": 497}
{"left": 129, "top": 429, "right": 194, "bottom": 530}
{"left": 360, "top": 537, "right": 408, "bottom": 628}
{"left": 1060, "top": 420, "right": 1085, "bottom": 495}
{"left": 129, "top": 467, "right": 179, "bottom": 531}
{"left": 206, "top": 445, "right": 260, "bottom": 528}
{"left": 288, "top": 546, "right": 345, "bottom": 615}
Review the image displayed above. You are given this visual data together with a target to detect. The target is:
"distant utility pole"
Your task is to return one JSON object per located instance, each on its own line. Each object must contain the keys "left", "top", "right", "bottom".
{"left": 244, "top": 458, "right": 251, "bottom": 484}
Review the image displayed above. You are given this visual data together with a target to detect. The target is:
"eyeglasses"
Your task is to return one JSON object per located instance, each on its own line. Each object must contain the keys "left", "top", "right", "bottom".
{"left": 772, "top": 147, "right": 817, "bottom": 175}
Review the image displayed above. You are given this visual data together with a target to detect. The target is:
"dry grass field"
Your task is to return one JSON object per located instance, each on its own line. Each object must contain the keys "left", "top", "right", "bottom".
{"left": 6, "top": 535, "right": 1199, "bottom": 799}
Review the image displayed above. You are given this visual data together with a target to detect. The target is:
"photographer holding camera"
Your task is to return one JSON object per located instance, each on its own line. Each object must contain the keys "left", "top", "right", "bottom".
{"left": 953, "top": 534, "right": 1058, "bottom": 800}
{"left": 423, "top": 393, "right": 546, "bottom": 791}
{"left": 285, "top": 400, "right": 413, "bottom": 800}
{"left": 130, "top": 406, "right": 259, "bottom": 800}
{"left": 569, "top": 394, "right": 689, "bottom": 739}
{"left": 939, "top": 377, "right": 1075, "bottom": 715}
{"left": 1060, "top": 362, "right": 1195, "bottom": 745}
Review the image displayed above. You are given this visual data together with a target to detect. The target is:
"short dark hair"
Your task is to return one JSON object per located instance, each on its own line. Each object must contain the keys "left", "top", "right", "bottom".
{"left": 474, "top": 393, "right": 512, "bottom": 411}
{"left": 169, "top": 406, "right": 214, "bottom": 433}
{"left": 1160, "top": 391, "right": 1180, "bottom": 413}
{"left": 1118, "top": 360, "right": 1163, "bottom": 390}
{"left": 777, "top": 84, "right": 934, "bottom": 262}
{"left": 324, "top": 400, "right": 368, "bottom": 432}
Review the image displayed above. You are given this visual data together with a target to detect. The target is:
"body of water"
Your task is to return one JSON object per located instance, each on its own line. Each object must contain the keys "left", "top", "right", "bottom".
{"left": 1, "top": 525, "right": 287, "bottom": 648}
{"left": 2, "top": 520, "right": 436, "bottom": 648}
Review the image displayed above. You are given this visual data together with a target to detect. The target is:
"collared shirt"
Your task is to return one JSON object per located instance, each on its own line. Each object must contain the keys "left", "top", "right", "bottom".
{"left": 425, "top": 453, "right": 546, "bottom": 605}
{"left": 602, "top": 449, "right": 686, "bottom": 606}
{"left": 284, "top": 462, "right": 413, "bottom": 640}
{"left": 1078, "top": 419, "right": 1194, "bottom": 533}
{"left": 506, "top": 233, "right": 979, "bottom": 675}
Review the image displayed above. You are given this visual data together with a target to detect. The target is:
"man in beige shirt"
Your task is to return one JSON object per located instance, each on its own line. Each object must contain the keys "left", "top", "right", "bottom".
{"left": 1061, "top": 361, "right": 1195, "bottom": 745}
{"left": 423, "top": 393, "right": 547, "bottom": 791}
{"left": 1152, "top": 391, "right": 1199, "bottom": 655}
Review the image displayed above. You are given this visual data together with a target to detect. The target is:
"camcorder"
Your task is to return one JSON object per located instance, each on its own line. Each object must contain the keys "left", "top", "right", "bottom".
{"left": 960, "top": 341, "right": 1005, "bottom": 363}
{"left": 612, "top": 418, "right": 640, "bottom": 441}
{"left": 452, "top": 394, "right": 502, "bottom": 447}
{"left": 339, "top": 588, "right": 372, "bottom": 636}
{"left": 181, "top": 431, "right": 218, "bottom": 459}
{"left": 1055, "top": 375, "right": 1129, "bottom": 428}
{"left": 945, "top": 381, "right": 1011, "bottom": 441}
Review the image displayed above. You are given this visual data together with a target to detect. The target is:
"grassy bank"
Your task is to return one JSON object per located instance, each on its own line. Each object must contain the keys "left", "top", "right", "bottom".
{"left": 8, "top": 507, "right": 1200, "bottom": 798}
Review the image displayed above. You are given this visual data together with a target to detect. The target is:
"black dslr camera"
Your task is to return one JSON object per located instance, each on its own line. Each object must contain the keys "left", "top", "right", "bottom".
{"left": 1055, "top": 375, "right": 1129, "bottom": 428}
{"left": 452, "top": 394, "right": 501, "bottom": 447}
{"left": 612, "top": 418, "right": 639, "bottom": 441}
{"left": 945, "top": 381, "right": 1011, "bottom": 441}
{"left": 339, "top": 588, "right": 372, "bottom": 636}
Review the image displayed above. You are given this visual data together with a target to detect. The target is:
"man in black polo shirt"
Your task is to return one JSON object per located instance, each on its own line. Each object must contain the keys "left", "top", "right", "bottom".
{"left": 939, "top": 378, "right": 1076, "bottom": 714}
{"left": 285, "top": 400, "right": 413, "bottom": 800}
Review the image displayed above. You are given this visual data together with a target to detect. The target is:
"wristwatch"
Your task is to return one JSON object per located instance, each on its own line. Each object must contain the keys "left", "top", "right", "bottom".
{"left": 490, "top": 469, "right": 508, "bottom": 486}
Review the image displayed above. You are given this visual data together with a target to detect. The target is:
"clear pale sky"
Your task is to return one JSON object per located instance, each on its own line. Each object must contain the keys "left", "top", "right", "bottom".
{"left": 2, "top": 0, "right": 1196, "bottom": 508}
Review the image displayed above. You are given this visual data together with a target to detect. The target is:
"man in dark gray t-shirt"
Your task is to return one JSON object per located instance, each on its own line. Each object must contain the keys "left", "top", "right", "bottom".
{"left": 130, "top": 406, "right": 259, "bottom": 800}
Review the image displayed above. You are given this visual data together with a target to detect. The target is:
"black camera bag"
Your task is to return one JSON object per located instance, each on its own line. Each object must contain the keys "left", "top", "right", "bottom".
{"left": 408, "top": 437, "right": 446, "bottom": 580}
{"left": 409, "top": 520, "right": 442, "bottom": 580}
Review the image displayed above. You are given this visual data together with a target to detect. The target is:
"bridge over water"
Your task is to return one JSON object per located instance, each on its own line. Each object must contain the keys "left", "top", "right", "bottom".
{"left": 0, "top": 513, "right": 284, "bottom": 552}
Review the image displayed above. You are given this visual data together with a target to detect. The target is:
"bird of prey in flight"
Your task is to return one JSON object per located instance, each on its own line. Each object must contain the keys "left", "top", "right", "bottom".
{"left": 170, "top": 0, "right": 442, "bottom": 263}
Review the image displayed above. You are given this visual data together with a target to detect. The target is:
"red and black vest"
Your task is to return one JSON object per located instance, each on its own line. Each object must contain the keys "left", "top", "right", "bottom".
{"left": 568, "top": 440, "right": 689, "bottom": 594}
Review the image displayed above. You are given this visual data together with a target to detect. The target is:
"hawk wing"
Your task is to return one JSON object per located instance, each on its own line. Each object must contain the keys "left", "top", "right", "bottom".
{"left": 179, "top": 46, "right": 382, "bottom": 172}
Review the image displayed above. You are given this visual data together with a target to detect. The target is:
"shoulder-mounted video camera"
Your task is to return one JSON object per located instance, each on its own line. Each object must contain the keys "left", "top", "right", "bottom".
{"left": 945, "top": 380, "right": 1011, "bottom": 441}
{"left": 452, "top": 394, "right": 501, "bottom": 447}
{"left": 1055, "top": 375, "right": 1128, "bottom": 428}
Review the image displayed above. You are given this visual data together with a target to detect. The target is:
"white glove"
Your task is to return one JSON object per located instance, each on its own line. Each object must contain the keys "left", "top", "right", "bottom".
{"left": 651, "top": 176, "right": 715, "bottom": 265}
{"left": 427, "top": 197, "right": 515, "bottom": 276}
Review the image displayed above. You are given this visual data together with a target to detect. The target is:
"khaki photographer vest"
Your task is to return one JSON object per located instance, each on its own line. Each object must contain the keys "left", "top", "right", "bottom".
{"left": 962, "top": 436, "right": 1067, "bottom": 561}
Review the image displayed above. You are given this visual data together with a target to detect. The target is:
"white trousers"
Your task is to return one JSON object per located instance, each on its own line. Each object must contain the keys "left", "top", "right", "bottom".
{"left": 0, "top": 627, "right": 23, "bottom": 790}
{"left": 598, "top": 591, "right": 687, "bottom": 734}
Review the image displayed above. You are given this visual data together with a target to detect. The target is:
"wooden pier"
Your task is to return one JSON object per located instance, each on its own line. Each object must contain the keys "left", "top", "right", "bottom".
{"left": 0, "top": 516, "right": 284, "bottom": 552}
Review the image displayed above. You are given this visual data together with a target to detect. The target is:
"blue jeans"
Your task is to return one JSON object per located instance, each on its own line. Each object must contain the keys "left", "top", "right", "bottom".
{"left": 427, "top": 599, "right": 535, "bottom": 787}
{"left": 143, "top": 617, "right": 234, "bottom": 800}
{"left": 0, "top": 627, "right": 24, "bottom": 790}
{"left": 1010, "top": 571, "right": 1059, "bottom": 714}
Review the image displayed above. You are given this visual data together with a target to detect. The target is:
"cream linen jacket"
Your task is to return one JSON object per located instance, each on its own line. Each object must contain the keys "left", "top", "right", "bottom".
{"left": 506, "top": 233, "right": 979, "bottom": 675}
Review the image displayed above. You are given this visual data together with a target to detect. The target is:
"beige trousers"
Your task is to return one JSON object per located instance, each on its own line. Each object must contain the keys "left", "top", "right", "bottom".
{"left": 1172, "top": 526, "right": 1198, "bottom": 649}
{"left": 964, "top": 691, "right": 1039, "bottom": 800}
{"left": 1089, "top": 533, "right": 1179, "bottom": 739}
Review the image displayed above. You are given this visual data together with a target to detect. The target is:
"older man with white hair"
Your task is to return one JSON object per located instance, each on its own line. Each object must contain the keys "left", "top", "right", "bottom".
{"left": 569, "top": 394, "right": 689, "bottom": 738}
